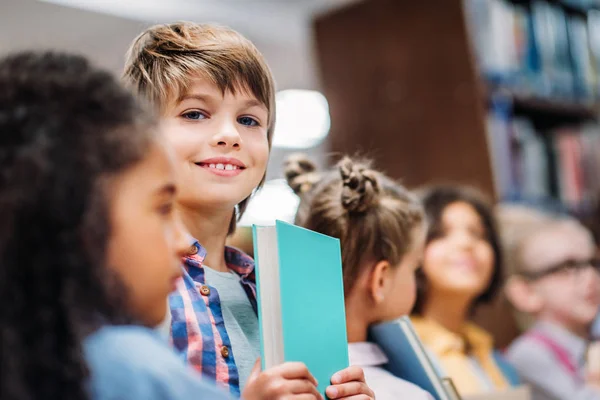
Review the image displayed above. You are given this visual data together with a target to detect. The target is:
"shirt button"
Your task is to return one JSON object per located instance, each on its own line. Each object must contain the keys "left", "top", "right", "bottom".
{"left": 188, "top": 245, "right": 199, "bottom": 255}
{"left": 221, "top": 346, "right": 230, "bottom": 358}
{"left": 200, "top": 285, "right": 210, "bottom": 296}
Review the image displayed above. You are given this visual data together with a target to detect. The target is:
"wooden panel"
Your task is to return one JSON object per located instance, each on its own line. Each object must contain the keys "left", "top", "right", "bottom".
{"left": 314, "top": 0, "right": 495, "bottom": 196}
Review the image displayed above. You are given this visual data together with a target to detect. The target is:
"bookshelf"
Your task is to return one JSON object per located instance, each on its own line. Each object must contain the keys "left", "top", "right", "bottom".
{"left": 314, "top": 0, "right": 600, "bottom": 216}
{"left": 314, "top": 0, "right": 600, "bottom": 346}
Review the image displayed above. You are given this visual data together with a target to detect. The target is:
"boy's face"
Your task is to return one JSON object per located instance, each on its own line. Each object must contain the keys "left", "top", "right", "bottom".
{"left": 162, "top": 76, "right": 270, "bottom": 214}
{"left": 106, "top": 142, "right": 189, "bottom": 327}
{"left": 524, "top": 229, "right": 600, "bottom": 329}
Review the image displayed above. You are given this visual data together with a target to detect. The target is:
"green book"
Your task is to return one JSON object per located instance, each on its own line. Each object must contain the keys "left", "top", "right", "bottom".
{"left": 253, "top": 220, "right": 349, "bottom": 397}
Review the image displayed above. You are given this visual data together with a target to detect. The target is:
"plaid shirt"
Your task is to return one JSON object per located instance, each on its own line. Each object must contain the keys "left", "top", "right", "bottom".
{"left": 169, "top": 241, "right": 257, "bottom": 398}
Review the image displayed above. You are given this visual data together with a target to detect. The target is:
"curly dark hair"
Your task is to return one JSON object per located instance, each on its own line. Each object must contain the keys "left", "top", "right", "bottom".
{"left": 0, "top": 52, "right": 156, "bottom": 399}
{"left": 412, "top": 185, "right": 503, "bottom": 315}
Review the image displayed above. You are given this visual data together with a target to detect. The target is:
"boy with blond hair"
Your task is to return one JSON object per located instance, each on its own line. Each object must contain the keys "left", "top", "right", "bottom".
{"left": 505, "top": 219, "right": 600, "bottom": 400}
{"left": 123, "top": 22, "right": 374, "bottom": 400}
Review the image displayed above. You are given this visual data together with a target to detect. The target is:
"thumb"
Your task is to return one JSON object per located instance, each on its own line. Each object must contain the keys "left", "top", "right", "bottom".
{"left": 247, "top": 358, "right": 262, "bottom": 384}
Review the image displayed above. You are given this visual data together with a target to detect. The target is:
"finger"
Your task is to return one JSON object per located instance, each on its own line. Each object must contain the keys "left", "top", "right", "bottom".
{"left": 330, "top": 366, "right": 366, "bottom": 385}
{"left": 275, "top": 362, "right": 318, "bottom": 386}
{"left": 287, "top": 395, "right": 323, "bottom": 400}
{"left": 287, "top": 378, "right": 323, "bottom": 398}
{"left": 326, "top": 396, "right": 372, "bottom": 400}
{"left": 246, "top": 358, "right": 262, "bottom": 384}
{"left": 325, "top": 382, "right": 373, "bottom": 399}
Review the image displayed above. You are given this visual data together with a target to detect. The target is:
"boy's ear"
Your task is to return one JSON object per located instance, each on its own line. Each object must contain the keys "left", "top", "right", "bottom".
{"left": 505, "top": 276, "right": 544, "bottom": 314}
{"left": 369, "top": 260, "right": 392, "bottom": 305}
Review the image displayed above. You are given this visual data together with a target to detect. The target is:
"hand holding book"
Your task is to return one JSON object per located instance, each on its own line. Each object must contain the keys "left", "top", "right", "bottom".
{"left": 241, "top": 360, "right": 374, "bottom": 400}
{"left": 242, "top": 359, "right": 323, "bottom": 400}
{"left": 326, "top": 366, "right": 375, "bottom": 400}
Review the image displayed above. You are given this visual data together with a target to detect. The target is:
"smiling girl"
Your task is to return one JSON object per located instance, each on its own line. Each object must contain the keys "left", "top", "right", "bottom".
{"left": 410, "top": 186, "right": 519, "bottom": 396}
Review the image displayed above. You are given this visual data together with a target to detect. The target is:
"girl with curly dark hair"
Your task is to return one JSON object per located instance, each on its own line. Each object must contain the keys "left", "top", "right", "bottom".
{"left": 0, "top": 51, "right": 232, "bottom": 400}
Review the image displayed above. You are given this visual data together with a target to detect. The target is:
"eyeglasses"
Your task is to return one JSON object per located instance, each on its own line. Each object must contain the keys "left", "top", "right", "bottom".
{"left": 520, "top": 259, "right": 600, "bottom": 281}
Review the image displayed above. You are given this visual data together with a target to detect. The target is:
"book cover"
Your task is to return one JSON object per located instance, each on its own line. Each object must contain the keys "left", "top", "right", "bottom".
{"left": 253, "top": 221, "right": 349, "bottom": 397}
{"left": 369, "top": 316, "right": 451, "bottom": 400}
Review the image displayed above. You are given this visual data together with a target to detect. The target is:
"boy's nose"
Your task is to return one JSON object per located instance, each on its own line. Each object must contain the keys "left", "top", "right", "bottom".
{"left": 212, "top": 120, "right": 241, "bottom": 149}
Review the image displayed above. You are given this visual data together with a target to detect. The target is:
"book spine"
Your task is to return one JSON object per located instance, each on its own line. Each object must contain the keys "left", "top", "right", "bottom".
{"left": 251, "top": 225, "right": 267, "bottom": 371}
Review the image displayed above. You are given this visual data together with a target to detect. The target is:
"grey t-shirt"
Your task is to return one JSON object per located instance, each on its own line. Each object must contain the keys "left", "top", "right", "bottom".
{"left": 506, "top": 321, "right": 600, "bottom": 400}
{"left": 204, "top": 266, "right": 260, "bottom": 390}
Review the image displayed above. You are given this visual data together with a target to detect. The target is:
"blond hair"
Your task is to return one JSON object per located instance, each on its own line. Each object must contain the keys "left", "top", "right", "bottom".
{"left": 516, "top": 219, "right": 595, "bottom": 275}
{"left": 123, "top": 22, "right": 276, "bottom": 234}
{"left": 495, "top": 204, "right": 554, "bottom": 277}
{"left": 285, "top": 154, "right": 425, "bottom": 294}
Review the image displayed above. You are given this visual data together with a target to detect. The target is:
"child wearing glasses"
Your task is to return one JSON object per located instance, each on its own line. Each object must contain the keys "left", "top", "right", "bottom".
{"left": 505, "top": 219, "right": 600, "bottom": 400}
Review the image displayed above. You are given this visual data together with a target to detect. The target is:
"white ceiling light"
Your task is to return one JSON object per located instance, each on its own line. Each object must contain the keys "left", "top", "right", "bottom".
{"left": 273, "top": 89, "right": 330, "bottom": 149}
{"left": 239, "top": 179, "right": 300, "bottom": 227}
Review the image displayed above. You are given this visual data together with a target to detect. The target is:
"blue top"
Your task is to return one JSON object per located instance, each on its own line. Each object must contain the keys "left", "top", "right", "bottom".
{"left": 84, "top": 325, "right": 234, "bottom": 400}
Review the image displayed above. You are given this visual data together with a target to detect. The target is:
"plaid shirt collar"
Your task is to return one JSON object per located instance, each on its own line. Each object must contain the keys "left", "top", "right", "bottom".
{"left": 183, "top": 239, "right": 255, "bottom": 282}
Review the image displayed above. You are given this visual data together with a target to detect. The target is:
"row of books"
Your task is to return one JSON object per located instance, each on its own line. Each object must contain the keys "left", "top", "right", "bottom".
{"left": 486, "top": 96, "right": 600, "bottom": 213}
{"left": 465, "top": 0, "right": 600, "bottom": 102}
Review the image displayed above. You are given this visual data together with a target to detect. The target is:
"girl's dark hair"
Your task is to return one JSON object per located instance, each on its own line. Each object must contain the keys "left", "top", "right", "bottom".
{"left": 412, "top": 185, "right": 503, "bottom": 315}
{"left": 0, "top": 52, "right": 156, "bottom": 399}
{"left": 285, "top": 154, "right": 425, "bottom": 295}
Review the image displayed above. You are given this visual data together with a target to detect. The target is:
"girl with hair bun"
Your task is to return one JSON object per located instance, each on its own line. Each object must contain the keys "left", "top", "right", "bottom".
{"left": 285, "top": 154, "right": 432, "bottom": 400}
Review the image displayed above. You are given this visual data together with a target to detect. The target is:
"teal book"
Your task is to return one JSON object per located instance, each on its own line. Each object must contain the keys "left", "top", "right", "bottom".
{"left": 253, "top": 220, "right": 349, "bottom": 398}
{"left": 369, "top": 316, "right": 454, "bottom": 400}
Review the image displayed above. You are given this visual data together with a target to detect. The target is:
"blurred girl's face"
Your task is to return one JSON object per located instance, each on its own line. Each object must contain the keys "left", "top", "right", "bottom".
{"left": 422, "top": 201, "right": 495, "bottom": 301}
{"left": 106, "top": 143, "right": 189, "bottom": 327}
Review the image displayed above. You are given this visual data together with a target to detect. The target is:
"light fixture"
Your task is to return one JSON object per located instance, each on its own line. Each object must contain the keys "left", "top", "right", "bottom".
{"left": 273, "top": 89, "right": 331, "bottom": 149}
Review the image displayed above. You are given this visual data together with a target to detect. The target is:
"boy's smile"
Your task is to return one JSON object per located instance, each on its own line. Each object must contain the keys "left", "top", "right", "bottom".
{"left": 195, "top": 156, "right": 246, "bottom": 177}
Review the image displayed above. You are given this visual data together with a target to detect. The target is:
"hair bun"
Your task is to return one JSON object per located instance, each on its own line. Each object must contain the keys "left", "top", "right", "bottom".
{"left": 284, "top": 153, "right": 321, "bottom": 195}
{"left": 339, "top": 157, "right": 380, "bottom": 213}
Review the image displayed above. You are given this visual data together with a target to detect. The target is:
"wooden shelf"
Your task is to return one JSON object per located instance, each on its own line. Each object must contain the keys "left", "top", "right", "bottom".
{"left": 510, "top": 92, "right": 598, "bottom": 117}
{"left": 486, "top": 86, "right": 599, "bottom": 128}
{"left": 509, "top": 0, "right": 599, "bottom": 15}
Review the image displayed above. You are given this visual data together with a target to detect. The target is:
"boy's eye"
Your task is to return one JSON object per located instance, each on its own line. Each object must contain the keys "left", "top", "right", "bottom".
{"left": 238, "top": 116, "right": 259, "bottom": 127}
{"left": 182, "top": 110, "right": 207, "bottom": 120}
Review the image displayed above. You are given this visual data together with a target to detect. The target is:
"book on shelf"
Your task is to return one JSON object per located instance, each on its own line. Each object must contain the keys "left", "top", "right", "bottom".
{"left": 512, "top": 118, "right": 550, "bottom": 200}
{"left": 531, "top": 1, "right": 574, "bottom": 97}
{"left": 253, "top": 221, "right": 349, "bottom": 398}
{"left": 567, "top": 14, "right": 596, "bottom": 101}
{"left": 588, "top": 10, "right": 600, "bottom": 98}
{"left": 485, "top": 95, "right": 515, "bottom": 199}
{"left": 485, "top": 105, "right": 600, "bottom": 212}
{"left": 464, "top": 0, "right": 533, "bottom": 86}
{"left": 465, "top": 0, "right": 600, "bottom": 102}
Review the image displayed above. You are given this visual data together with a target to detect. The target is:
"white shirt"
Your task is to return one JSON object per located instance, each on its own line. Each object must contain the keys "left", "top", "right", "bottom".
{"left": 349, "top": 342, "right": 435, "bottom": 400}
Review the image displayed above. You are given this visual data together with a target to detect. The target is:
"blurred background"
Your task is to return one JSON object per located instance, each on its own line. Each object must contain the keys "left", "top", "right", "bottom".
{"left": 4, "top": 0, "right": 600, "bottom": 346}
